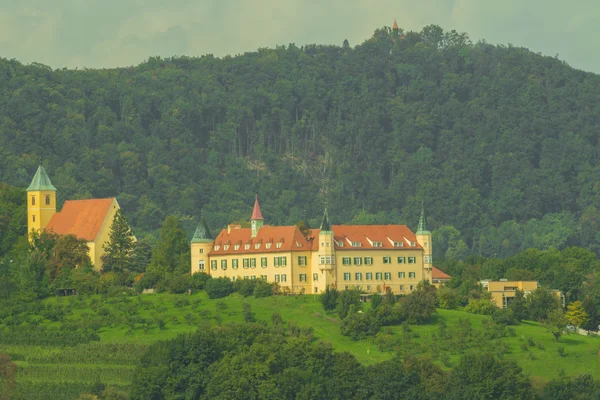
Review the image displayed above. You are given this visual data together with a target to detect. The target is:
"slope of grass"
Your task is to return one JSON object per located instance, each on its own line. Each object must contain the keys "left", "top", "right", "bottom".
{"left": 4, "top": 292, "right": 600, "bottom": 399}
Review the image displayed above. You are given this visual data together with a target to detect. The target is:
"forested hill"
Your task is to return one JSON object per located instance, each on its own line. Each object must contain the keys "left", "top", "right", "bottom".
{"left": 1, "top": 25, "right": 600, "bottom": 259}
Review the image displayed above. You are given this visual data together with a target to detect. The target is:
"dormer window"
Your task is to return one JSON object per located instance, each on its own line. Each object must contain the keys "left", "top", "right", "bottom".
{"left": 296, "top": 241, "right": 302, "bottom": 248}
{"left": 372, "top": 242, "right": 382, "bottom": 247}
{"left": 244, "top": 244, "right": 250, "bottom": 250}
{"left": 410, "top": 242, "right": 416, "bottom": 247}
{"left": 394, "top": 242, "right": 404, "bottom": 248}
{"left": 234, "top": 244, "right": 240, "bottom": 250}
{"left": 266, "top": 243, "right": 272, "bottom": 249}
{"left": 352, "top": 242, "right": 361, "bottom": 247}
{"left": 214, "top": 245, "right": 221, "bottom": 251}
{"left": 276, "top": 242, "right": 282, "bottom": 249}
{"left": 254, "top": 243, "right": 261, "bottom": 249}
{"left": 224, "top": 245, "right": 230, "bottom": 251}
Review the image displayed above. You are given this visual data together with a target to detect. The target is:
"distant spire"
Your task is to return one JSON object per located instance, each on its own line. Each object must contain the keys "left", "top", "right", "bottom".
{"left": 250, "top": 194, "right": 264, "bottom": 221}
{"left": 392, "top": 19, "right": 399, "bottom": 31}
{"left": 27, "top": 165, "right": 56, "bottom": 191}
{"left": 416, "top": 202, "right": 430, "bottom": 234}
{"left": 320, "top": 207, "right": 332, "bottom": 233}
{"left": 191, "top": 214, "right": 213, "bottom": 243}
{"left": 303, "top": 209, "right": 311, "bottom": 230}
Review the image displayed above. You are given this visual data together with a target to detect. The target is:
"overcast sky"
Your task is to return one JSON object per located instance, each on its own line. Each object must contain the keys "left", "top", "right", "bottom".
{"left": 0, "top": 0, "right": 598, "bottom": 73}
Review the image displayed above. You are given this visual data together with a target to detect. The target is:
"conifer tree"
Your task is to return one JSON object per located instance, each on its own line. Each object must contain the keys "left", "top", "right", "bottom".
{"left": 149, "top": 215, "right": 190, "bottom": 275}
{"left": 102, "top": 209, "right": 135, "bottom": 273}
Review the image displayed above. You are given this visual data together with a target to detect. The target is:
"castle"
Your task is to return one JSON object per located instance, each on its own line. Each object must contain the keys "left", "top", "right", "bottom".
{"left": 191, "top": 196, "right": 450, "bottom": 294}
{"left": 26, "top": 165, "right": 122, "bottom": 270}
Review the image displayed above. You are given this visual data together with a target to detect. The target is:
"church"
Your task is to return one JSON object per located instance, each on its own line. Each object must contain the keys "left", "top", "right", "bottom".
{"left": 191, "top": 196, "right": 450, "bottom": 294}
{"left": 26, "top": 165, "right": 123, "bottom": 270}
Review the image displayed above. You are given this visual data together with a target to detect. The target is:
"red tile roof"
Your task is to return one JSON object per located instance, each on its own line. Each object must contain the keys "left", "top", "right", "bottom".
{"left": 330, "top": 225, "right": 422, "bottom": 251}
{"left": 432, "top": 266, "right": 451, "bottom": 280}
{"left": 46, "top": 198, "right": 116, "bottom": 241}
{"left": 211, "top": 225, "right": 313, "bottom": 255}
{"left": 250, "top": 195, "right": 264, "bottom": 220}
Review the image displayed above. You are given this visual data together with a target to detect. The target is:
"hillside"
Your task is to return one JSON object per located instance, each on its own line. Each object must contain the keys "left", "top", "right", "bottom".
{"left": 1, "top": 25, "right": 600, "bottom": 258}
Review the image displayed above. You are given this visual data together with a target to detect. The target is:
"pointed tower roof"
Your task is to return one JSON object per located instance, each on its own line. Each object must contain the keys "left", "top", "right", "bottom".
{"left": 27, "top": 165, "right": 57, "bottom": 191}
{"left": 191, "top": 215, "right": 213, "bottom": 243}
{"left": 320, "top": 207, "right": 332, "bottom": 233}
{"left": 250, "top": 194, "right": 264, "bottom": 221}
{"left": 416, "top": 202, "right": 430, "bottom": 234}
{"left": 392, "top": 19, "right": 399, "bottom": 30}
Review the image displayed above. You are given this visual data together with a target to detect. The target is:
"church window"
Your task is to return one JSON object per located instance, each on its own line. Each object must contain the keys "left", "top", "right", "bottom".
{"left": 32, "top": 215, "right": 36, "bottom": 222}
{"left": 45, "top": 195, "right": 50, "bottom": 205}
{"left": 31, "top": 196, "right": 36, "bottom": 205}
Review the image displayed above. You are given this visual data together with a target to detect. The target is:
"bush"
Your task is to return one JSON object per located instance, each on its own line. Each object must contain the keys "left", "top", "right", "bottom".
{"left": 465, "top": 298, "right": 497, "bottom": 315}
{"left": 370, "top": 293, "right": 383, "bottom": 309}
{"left": 336, "top": 289, "right": 362, "bottom": 320}
{"left": 340, "top": 308, "right": 380, "bottom": 340}
{"left": 437, "top": 287, "right": 460, "bottom": 310}
{"left": 320, "top": 285, "right": 339, "bottom": 311}
{"left": 205, "top": 277, "right": 233, "bottom": 299}
{"left": 557, "top": 347, "right": 566, "bottom": 357}
{"left": 234, "top": 279, "right": 257, "bottom": 297}
{"left": 492, "top": 308, "right": 517, "bottom": 325}
{"left": 399, "top": 281, "right": 437, "bottom": 324}
{"left": 242, "top": 303, "right": 255, "bottom": 323}
{"left": 253, "top": 280, "right": 274, "bottom": 298}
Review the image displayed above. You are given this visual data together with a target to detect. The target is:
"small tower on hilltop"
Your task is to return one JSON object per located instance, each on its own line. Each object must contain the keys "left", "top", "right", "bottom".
{"left": 250, "top": 194, "right": 264, "bottom": 238}
{"left": 392, "top": 19, "right": 399, "bottom": 37}
{"left": 416, "top": 203, "right": 433, "bottom": 281}
{"left": 318, "top": 207, "right": 334, "bottom": 266}
{"left": 26, "top": 165, "right": 57, "bottom": 238}
{"left": 190, "top": 214, "right": 214, "bottom": 274}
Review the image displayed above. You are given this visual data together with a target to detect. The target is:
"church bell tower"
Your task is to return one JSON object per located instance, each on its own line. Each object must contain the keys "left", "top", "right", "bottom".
{"left": 26, "top": 165, "right": 57, "bottom": 238}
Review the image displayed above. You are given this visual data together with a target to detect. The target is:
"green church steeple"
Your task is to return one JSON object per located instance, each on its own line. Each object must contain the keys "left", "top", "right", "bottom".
{"left": 191, "top": 215, "right": 213, "bottom": 243}
{"left": 27, "top": 165, "right": 56, "bottom": 192}
{"left": 320, "top": 207, "right": 332, "bottom": 233}
{"left": 416, "top": 202, "right": 430, "bottom": 234}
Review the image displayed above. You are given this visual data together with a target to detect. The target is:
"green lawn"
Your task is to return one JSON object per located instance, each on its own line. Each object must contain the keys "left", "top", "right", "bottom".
{"left": 4, "top": 293, "right": 600, "bottom": 399}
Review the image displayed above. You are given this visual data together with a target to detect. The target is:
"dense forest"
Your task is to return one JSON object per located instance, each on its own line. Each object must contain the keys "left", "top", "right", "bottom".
{"left": 1, "top": 24, "right": 600, "bottom": 259}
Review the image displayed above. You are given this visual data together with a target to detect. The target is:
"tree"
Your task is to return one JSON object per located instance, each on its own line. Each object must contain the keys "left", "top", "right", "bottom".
{"left": 543, "top": 308, "right": 567, "bottom": 342}
{"left": 565, "top": 300, "right": 588, "bottom": 329}
{"left": 205, "top": 277, "right": 233, "bottom": 299}
{"left": 149, "top": 216, "right": 190, "bottom": 275}
{"left": 527, "top": 287, "right": 561, "bottom": 321}
{"left": 508, "top": 289, "right": 528, "bottom": 321}
{"left": 102, "top": 209, "right": 135, "bottom": 273}
{"left": 130, "top": 236, "right": 153, "bottom": 273}
{"left": 400, "top": 280, "right": 437, "bottom": 324}
{"left": 320, "top": 284, "right": 339, "bottom": 311}
{"left": 336, "top": 289, "right": 362, "bottom": 320}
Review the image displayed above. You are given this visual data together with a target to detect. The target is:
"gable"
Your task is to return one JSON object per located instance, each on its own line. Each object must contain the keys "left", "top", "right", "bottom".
{"left": 46, "top": 198, "right": 117, "bottom": 242}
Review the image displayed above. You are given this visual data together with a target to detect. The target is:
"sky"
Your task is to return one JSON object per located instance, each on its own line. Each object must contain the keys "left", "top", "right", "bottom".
{"left": 0, "top": 0, "right": 598, "bottom": 73}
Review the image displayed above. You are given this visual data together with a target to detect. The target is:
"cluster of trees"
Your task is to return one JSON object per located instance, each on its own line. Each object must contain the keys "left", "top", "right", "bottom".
{"left": 1, "top": 23, "right": 600, "bottom": 257}
{"left": 130, "top": 321, "right": 600, "bottom": 400}
{"left": 321, "top": 282, "right": 437, "bottom": 339}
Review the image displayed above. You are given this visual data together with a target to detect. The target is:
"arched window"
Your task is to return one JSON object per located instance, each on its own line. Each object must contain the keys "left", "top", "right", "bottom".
{"left": 31, "top": 196, "right": 36, "bottom": 206}
{"left": 45, "top": 195, "right": 50, "bottom": 205}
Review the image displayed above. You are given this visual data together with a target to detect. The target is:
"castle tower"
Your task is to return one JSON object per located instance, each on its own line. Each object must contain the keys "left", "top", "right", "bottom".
{"left": 250, "top": 194, "right": 264, "bottom": 238}
{"left": 26, "top": 165, "right": 57, "bottom": 238}
{"left": 190, "top": 215, "right": 214, "bottom": 274}
{"left": 318, "top": 207, "right": 335, "bottom": 267}
{"left": 416, "top": 203, "right": 433, "bottom": 281}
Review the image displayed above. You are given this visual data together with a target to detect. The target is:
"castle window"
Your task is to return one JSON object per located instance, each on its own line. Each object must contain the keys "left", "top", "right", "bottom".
{"left": 409, "top": 272, "right": 416, "bottom": 278}
{"left": 313, "top": 273, "right": 318, "bottom": 281}
{"left": 214, "top": 245, "right": 220, "bottom": 251}
{"left": 243, "top": 258, "right": 250, "bottom": 269}
{"left": 398, "top": 257, "right": 406, "bottom": 264}
{"left": 400, "top": 285, "right": 404, "bottom": 291}
{"left": 298, "top": 256, "right": 307, "bottom": 266}
{"left": 199, "top": 249, "right": 204, "bottom": 254}
{"left": 198, "top": 260, "right": 205, "bottom": 270}
{"left": 300, "top": 274, "right": 307, "bottom": 282}
{"left": 384, "top": 272, "right": 391, "bottom": 280}
{"left": 398, "top": 272, "right": 405, "bottom": 278}
{"left": 232, "top": 259, "right": 239, "bottom": 269}
{"left": 250, "top": 258, "right": 256, "bottom": 268}
{"left": 221, "top": 260, "right": 227, "bottom": 270}
{"left": 353, "top": 257, "right": 362, "bottom": 266}
{"left": 31, "top": 196, "right": 36, "bottom": 206}
{"left": 211, "top": 260, "right": 217, "bottom": 270}
{"left": 275, "top": 275, "right": 281, "bottom": 283}
{"left": 281, "top": 274, "right": 287, "bottom": 283}
{"left": 410, "top": 285, "right": 414, "bottom": 291}
{"left": 408, "top": 257, "right": 416, "bottom": 264}
{"left": 410, "top": 242, "right": 416, "bottom": 247}
{"left": 343, "top": 273, "right": 351, "bottom": 281}
{"left": 376, "top": 272, "right": 382, "bottom": 280}
{"left": 366, "top": 272, "right": 372, "bottom": 280}
{"left": 364, "top": 257, "right": 373, "bottom": 265}
{"left": 355, "top": 272, "right": 363, "bottom": 281}
{"left": 261, "top": 257, "right": 267, "bottom": 267}
{"left": 251, "top": 275, "right": 256, "bottom": 280}
{"left": 255, "top": 243, "right": 261, "bottom": 249}
{"left": 224, "top": 245, "right": 230, "bottom": 251}
{"left": 424, "top": 255, "right": 431, "bottom": 263}
{"left": 261, "top": 275, "right": 267, "bottom": 280}
{"left": 342, "top": 257, "right": 351, "bottom": 265}
{"left": 383, "top": 256, "right": 391, "bottom": 264}
{"left": 45, "top": 196, "right": 50, "bottom": 205}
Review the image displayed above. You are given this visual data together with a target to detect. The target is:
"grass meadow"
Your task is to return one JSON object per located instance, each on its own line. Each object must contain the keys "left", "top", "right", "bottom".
{"left": 3, "top": 292, "right": 600, "bottom": 399}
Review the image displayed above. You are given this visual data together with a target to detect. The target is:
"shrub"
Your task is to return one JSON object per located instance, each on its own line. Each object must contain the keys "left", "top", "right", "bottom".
{"left": 437, "top": 287, "right": 460, "bottom": 310}
{"left": 557, "top": 347, "right": 566, "bottom": 357}
{"left": 242, "top": 303, "right": 255, "bottom": 323}
{"left": 320, "top": 285, "right": 339, "bottom": 311}
{"left": 371, "top": 293, "right": 383, "bottom": 310}
{"left": 340, "top": 308, "right": 380, "bottom": 340}
{"left": 253, "top": 280, "right": 274, "bottom": 298}
{"left": 205, "top": 277, "right": 233, "bottom": 299}
{"left": 234, "top": 279, "right": 257, "bottom": 297}
{"left": 465, "top": 299, "right": 497, "bottom": 315}
{"left": 492, "top": 308, "right": 517, "bottom": 325}
{"left": 336, "top": 289, "right": 362, "bottom": 320}
{"left": 527, "top": 337, "right": 535, "bottom": 347}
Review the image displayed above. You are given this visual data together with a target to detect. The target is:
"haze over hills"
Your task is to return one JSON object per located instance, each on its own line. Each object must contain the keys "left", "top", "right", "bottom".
{"left": 1, "top": 25, "right": 599, "bottom": 260}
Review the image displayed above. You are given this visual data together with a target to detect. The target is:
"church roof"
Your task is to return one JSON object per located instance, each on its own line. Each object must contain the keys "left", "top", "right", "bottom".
{"left": 392, "top": 19, "right": 399, "bottom": 30}
{"left": 191, "top": 216, "right": 213, "bottom": 243}
{"left": 320, "top": 208, "right": 332, "bottom": 232}
{"left": 250, "top": 195, "right": 264, "bottom": 220}
{"left": 416, "top": 203, "right": 430, "bottom": 234}
{"left": 27, "top": 165, "right": 56, "bottom": 191}
{"left": 46, "top": 198, "right": 116, "bottom": 241}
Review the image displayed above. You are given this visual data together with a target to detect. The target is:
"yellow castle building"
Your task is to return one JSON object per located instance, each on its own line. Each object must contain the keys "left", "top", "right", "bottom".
{"left": 26, "top": 165, "right": 122, "bottom": 270}
{"left": 191, "top": 196, "right": 446, "bottom": 294}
